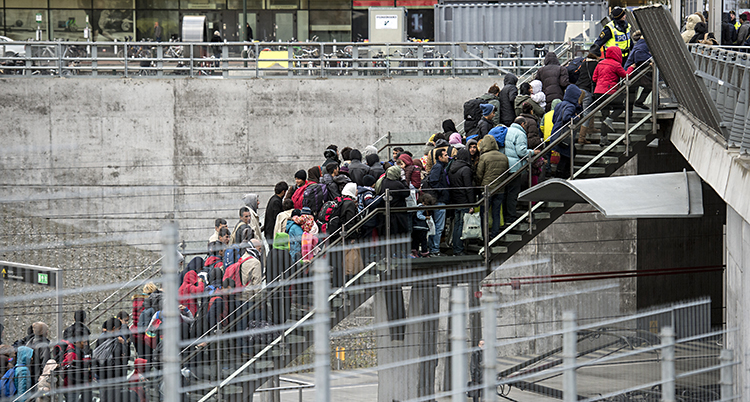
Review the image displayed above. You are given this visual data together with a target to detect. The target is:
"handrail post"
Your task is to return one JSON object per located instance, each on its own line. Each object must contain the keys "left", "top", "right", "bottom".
{"left": 483, "top": 185, "right": 490, "bottom": 270}
{"left": 562, "top": 311, "right": 577, "bottom": 402}
{"left": 451, "top": 43, "right": 456, "bottom": 77}
{"left": 569, "top": 118, "right": 574, "bottom": 179}
{"left": 528, "top": 161, "right": 533, "bottom": 235}
{"left": 386, "top": 131, "right": 392, "bottom": 162}
{"left": 417, "top": 43, "right": 424, "bottom": 77}
{"left": 720, "top": 349, "right": 734, "bottom": 400}
{"left": 651, "top": 63, "right": 658, "bottom": 135}
{"left": 660, "top": 326, "right": 676, "bottom": 402}
{"left": 450, "top": 287, "right": 468, "bottom": 402}
{"left": 313, "top": 258, "right": 331, "bottom": 402}
{"left": 385, "top": 189, "right": 391, "bottom": 271}
{"left": 156, "top": 44, "right": 163, "bottom": 77}
{"left": 386, "top": 43, "right": 391, "bottom": 77}
{"left": 625, "top": 73, "right": 631, "bottom": 157}
{"left": 255, "top": 42, "right": 260, "bottom": 78}
{"left": 91, "top": 44, "right": 97, "bottom": 77}
{"left": 222, "top": 43, "right": 229, "bottom": 78}
{"left": 189, "top": 43, "right": 194, "bottom": 77}
{"left": 482, "top": 292, "right": 498, "bottom": 402}
{"left": 124, "top": 43, "right": 129, "bottom": 78}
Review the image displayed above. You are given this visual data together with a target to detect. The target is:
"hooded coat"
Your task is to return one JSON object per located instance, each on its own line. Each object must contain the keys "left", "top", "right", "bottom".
{"left": 535, "top": 52, "right": 570, "bottom": 111}
{"left": 129, "top": 358, "right": 148, "bottom": 402}
{"left": 551, "top": 84, "right": 583, "bottom": 158}
{"left": 448, "top": 149, "right": 475, "bottom": 205}
{"left": 498, "top": 74, "right": 519, "bottom": 126}
{"left": 263, "top": 193, "right": 284, "bottom": 240}
{"left": 14, "top": 346, "right": 33, "bottom": 402}
{"left": 504, "top": 123, "right": 533, "bottom": 173}
{"left": 398, "top": 154, "right": 421, "bottom": 189}
{"left": 348, "top": 150, "right": 370, "bottom": 186}
{"left": 26, "top": 322, "right": 50, "bottom": 386}
{"left": 380, "top": 166, "right": 410, "bottom": 234}
{"left": 178, "top": 270, "right": 204, "bottom": 316}
{"left": 63, "top": 310, "right": 91, "bottom": 343}
{"left": 476, "top": 136, "right": 509, "bottom": 192}
{"left": 520, "top": 113, "right": 543, "bottom": 149}
{"left": 365, "top": 153, "right": 386, "bottom": 179}
{"left": 593, "top": 46, "right": 627, "bottom": 95}
{"left": 682, "top": 13, "right": 704, "bottom": 43}
{"left": 514, "top": 93, "right": 546, "bottom": 118}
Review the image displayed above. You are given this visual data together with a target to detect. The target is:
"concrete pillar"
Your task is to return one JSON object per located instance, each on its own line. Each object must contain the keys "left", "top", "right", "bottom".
{"left": 375, "top": 285, "right": 442, "bottom": 402}
{"left": 434, "top": 284, "right": 452, "bottom": 393}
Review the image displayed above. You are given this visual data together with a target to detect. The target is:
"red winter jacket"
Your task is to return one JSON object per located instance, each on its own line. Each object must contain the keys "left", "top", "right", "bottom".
{"left": 178, "top": 270, "right": 204, "bottom": 316}
{"left": 592, "top": 47, "right": 628, "bottom": 95}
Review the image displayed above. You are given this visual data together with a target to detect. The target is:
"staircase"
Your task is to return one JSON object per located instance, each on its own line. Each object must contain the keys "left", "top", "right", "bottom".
{"left": 190, "top": 65, "right": 676, "bottom": 401}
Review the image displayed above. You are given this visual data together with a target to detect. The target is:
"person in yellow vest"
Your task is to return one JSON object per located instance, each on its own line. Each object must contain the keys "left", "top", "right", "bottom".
{"left": 591, "top": 7, "right": 631, "bottom": 65}
{"left": 730, "top": 11, "right": 740, "bottom": 31}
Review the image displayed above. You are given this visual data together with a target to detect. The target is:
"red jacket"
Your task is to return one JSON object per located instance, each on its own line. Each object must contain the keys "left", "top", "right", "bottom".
{"left": 178, "top": 270, "right": 204, "bottom": 316}
{"left": 129, "top": 358, "right": 148, "bottom": 402}
{"left": 292, "top": 181, "right": 311, "bottom": 209}
{"left": 592, "top": 47, "right": 628, "bottom": 95}
{"left": 398, "top": 154, "right": 421, "bottom": 189}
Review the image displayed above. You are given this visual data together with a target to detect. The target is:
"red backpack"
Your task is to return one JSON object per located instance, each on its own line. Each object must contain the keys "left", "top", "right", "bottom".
{"left": 222, "top": 256, "right": 253, "bottom": 288}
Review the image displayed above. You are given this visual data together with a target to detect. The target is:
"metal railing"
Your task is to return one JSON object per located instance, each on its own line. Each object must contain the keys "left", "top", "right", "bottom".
{"left": 689, "top": 44, "right": 750, "bottom": 154}
{"left": 0, "top": 40, "right": 584, "bottom": 79}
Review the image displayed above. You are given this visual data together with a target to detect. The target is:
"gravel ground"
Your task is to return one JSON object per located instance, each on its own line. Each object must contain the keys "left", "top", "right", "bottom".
{"left": 0, "top": 205, "right": 160, "bottom": 344}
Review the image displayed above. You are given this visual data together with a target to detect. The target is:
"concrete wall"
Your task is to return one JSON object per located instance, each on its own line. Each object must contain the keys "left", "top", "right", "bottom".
{"left": 726, "top": 205, "right": 750, "bottom": 399}
{"left": 0, "top": 77, "right": 486, "bottom": 251}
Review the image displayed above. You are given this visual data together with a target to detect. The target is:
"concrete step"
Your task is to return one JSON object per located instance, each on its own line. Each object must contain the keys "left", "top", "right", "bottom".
{"left": 512, "top": 222, "right": 537, "bottom": 232}
{"left": 361, "top": 273, "right": 380, "bottom": 283}
{"left": 490, "top": 246, "right": 508, "bottom": 254}
{"left": 574, "top": 165, "right": 606, "bottom": 175}
{"left": 545, "top": 201, "right": 565, "bottom": 208}
{"left": 532, "top": 212, "right": 551, "bottom": 220}
{"left": 500, "top": 233, "right": 523, "bottom": 242}
{"left": 285, "top": 334, "right": 306, "bottom": 344}
{"left": 254, "top": 360, "right": 274, "bottom": 370}
{"left": 578, "top": 144, "right": 628, "bottom": 153}
{"left": 574, "top": 154, "right": 620, "bottom": 165}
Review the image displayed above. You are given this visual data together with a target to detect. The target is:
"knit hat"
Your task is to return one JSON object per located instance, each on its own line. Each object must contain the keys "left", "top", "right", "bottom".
{"left": 480, "top": 103, "right": 494, "bottom": 116}
{"left": 294, "top": 169, "right": 307, "bottom": 181}
{"left": 363, "top": 174, "right": 376, "bottom": 187}
{"left": 467, "top": 138, "right": 478, "bottom": 148}
{"left": 350, "top": 149, "right": 362, "bottom": 161}
{"left": 611, "top": 6, "right": 625, "bottom": 19}
{"left": 301, "top": 206, "right": 313, "bottom": 215}
{"left": 449, "top": 133, "right": 463, "bottom": 145}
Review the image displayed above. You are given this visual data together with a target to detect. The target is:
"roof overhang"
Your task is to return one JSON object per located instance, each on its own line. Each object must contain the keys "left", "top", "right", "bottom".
{"left": 518, "top": 171, "right": 703, "bottom": 218}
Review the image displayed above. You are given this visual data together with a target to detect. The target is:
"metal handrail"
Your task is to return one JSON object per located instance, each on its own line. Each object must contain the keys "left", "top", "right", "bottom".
{"left": 0, "top": 40, "right": 584, "bottom": 78}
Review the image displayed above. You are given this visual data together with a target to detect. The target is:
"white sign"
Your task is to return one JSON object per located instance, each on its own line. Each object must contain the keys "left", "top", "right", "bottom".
{"left": 375, "top": 15, "right": 398, "bottom": 30}
{"left": 35, "top": 13, "right": 42, "bottom": 22}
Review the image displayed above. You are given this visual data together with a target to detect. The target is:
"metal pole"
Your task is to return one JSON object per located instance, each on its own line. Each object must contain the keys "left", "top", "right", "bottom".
{"left": 483, "top": 185, "right": 490, "bottom": 271}
{"left": 385, "top": 188, "right": 391, "bottom": 271}
{"left": 569, "top": 118, "right": 574, "bottom": 179}
{"left": 562, "top": 310, "right": 577, "bottom": 402}
{"left": 313, "top": 258, "right": 330, "bottom": 402}
{"left": 626, "top": 74, "right": 631, "bottom": 157}
{"left": 483, "top": 293, "right": 498, "bottom": 402}
{"left": 161, "top": 223, "right": 180, "bottom": 402}
{"left": 450, "top": 287, "right": 468, "bottom": 402}
{"left": 527, "top": 161, "right": 533, "bottom": 235}
{"left": 651, "top": 64, "right": 658, "bottom": 136}
{"left": 56, "top": 271, "right": 63, "bottom": 341}
{"left": 660, "top": 326, "right": 675, "bottom": 402}
{"left": 720, "top": 349, "right": 734, "bottom": 400}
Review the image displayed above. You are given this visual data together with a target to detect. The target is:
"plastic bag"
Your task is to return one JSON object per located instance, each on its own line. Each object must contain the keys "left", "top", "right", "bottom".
{"left": 426, "top": 216, "right": 436, "bottom": 236}
{"left": 461, "top": 211, "right": 482, "bottom": 240}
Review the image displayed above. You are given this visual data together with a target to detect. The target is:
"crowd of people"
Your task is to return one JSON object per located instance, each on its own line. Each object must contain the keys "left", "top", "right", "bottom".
{"left": 0, "top": 8, "right": 670, "bottom": 400}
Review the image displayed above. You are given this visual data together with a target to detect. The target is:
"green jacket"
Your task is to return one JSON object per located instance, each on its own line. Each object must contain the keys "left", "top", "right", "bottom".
{"left": 478, "top": 93, "right": 501, "bottom": 126}
{"left": 514, "top": 94, "right": 545, "bottom": 118}
{"left": 476, "top": 136, "right": 510, "bottom": 193}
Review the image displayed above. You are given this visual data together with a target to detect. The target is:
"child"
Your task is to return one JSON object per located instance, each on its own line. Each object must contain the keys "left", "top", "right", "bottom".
{"left": 412, "top": 193, "right": 436, "bottom": 258}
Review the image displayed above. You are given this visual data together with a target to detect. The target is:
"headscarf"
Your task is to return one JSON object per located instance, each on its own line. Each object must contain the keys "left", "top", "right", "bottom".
{"left": 442, "top": 119, "right": 458, "bottom": 134}
{"left": 363, "top": 145, "right": 378, "bottom": 157}
{"left": 342, "top": 182, "right": 357, "bottom": 198}
{"left": 307, "top": 166, "right": 321, "bottom": 183}
{"left": 385, "top": 166, "right": 401, "bottom": 181}
{"left": 292, "top": 214, "right": 316, "bottom": 233}
{"left": 449, "top": 133, "right": 463, "bottom": 145}
{"left": 242, "top": 193, "right": 259, "bottom": 212}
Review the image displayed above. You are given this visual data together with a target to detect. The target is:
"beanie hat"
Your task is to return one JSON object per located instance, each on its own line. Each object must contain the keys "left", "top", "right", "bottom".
{"left": 611, "top": 6, "right": 625, "bottom": 19}
{"left": 301, "top": 206, "right": 313, "bottom": 215}
{"left": 294, "top": 169, "right": 307, "bottom": 181}
{"left": 449, "top": 133, "right": 463, "bottom": 145}
{"left": 363, "top": 174, "right": 377, "bottom": 187}
{"left": 480, "top": 103, "right": 495, "bottom": 116}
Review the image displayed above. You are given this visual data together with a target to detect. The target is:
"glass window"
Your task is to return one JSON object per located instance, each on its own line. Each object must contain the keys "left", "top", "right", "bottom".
{"left": 135, "top": 10, "right": 178, "bottom": 40}
{"left": 267, "top": 0, "right": 298, "bottom": 9}
{"left": 91, "top": 9, "right": 134, "bottom": 41}
{"left": 50, "top": 9, "right": 89, "bottom": 40}
{"left": 6, "top": 0, "right": 47, "bottom": 7}
{"left": 308, "top": 0, "right": 349, "bottom": 9}
{"left": 52, "top": 0, "right": 93, "bottom": 8}
{"left": 182, "top": 0, "right": 226, "bottom": 9}
{"left": 94, "top": 0, "right": 135, "bottom": 8}
{"left": 406, "top": 9, "right": 433, "bottom": 40}
{"left": 309, "top": 9, "right": 349, "bottom": 41}
{"left": 4, "top": 9, "right": 48, "bottom": 40}
{"left": 352, "top": 10, "right": 367, "bottom": 41}
{"left": 135, "top": 0, "right": 178, "bottom": 9}
{"left": 227, "top": 0, "right": 262, "bottom": 9}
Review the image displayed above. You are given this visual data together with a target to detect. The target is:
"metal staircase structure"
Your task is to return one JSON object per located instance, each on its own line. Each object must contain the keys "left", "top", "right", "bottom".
{"left": 180, "top": 61, "right": 680, "bottom": 401}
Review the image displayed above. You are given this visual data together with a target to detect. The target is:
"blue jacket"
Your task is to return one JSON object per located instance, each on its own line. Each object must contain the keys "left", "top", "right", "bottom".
{"left": 624, "top": 39, "right": 651, "bottom": 70}
{"left": 550, "top": 84, "right": 583, "bottom": 158}
{"left": 503, "top": 123, "right": 532, "bottom": 173}
{"left": 15, "top": 346, "right": 33, "bottom": 402}
{"left": 428, "top": 160, "right": 450, "bottom": 204}
{"left": 286, "top": 220, "right": 304, "bottom": 260}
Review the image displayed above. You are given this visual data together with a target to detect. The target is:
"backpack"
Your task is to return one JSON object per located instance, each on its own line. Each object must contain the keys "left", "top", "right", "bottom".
{"left": 317, "top": 199, "right": 341, "bottom": 234}
{"left": 93, "top": 337, "right": 117, "bottom": 367}
{"left": 53, "top": 340, "right": 77, "bottom": 367}
{"left": 357, "top": 188, "right": 375, "bottom": 212}
{"left": 0, "top": 367, "right": 16, "bottom": 397}
{"left": 223, "top": 256, "right": 253, "bottom": 288}
{"left": 744, "top": 33, "right": 750, "bottom": 46}
{"left": 223, "top": 245, "right": 241, "bottom": 267}
{"left": 303, "top": 183, "right": 327, "bottom": 216}
{"left": 144, "top": 311, "right": 162, "bottom": 349}
{"left": 565, "top": 56, "right": 584, "bottom": 84}
{"left": 489, "top": 126, "right": 508, "bottom": 148}
{"left": 463, "top": 98, "right": 486, "bottom": 133}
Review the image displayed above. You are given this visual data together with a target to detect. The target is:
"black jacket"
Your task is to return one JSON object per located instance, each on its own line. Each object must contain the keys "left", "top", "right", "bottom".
{"left": 498, "top": 74, "right": 519, "bottom": 126}
{"left": 535, "top": 52, "right": 570, "bottom": 111}
{"left": 477, "top": 117, "right": 494, "bottom": 140}
{"left": 348, "top": 158, "right": 370, "bottom": 186}
{"left": 263, "top": 194, "right": 284, "bottom": 239}
{"left": 365, "top": 154, "right": 385, "bottom": 179}
{"left": 575, "top": 58, "right": 599, "bottom": 93}
{"left": 428, "top": 161, "right": 450, "bottom": 204}
{"left": 448, "top": 150, "right": 475, "bottom": 205}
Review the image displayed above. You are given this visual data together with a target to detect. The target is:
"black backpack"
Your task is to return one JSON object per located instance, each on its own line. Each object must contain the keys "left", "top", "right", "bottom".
{"left": 463, "top": 98, "right": 486, "bottom": 134}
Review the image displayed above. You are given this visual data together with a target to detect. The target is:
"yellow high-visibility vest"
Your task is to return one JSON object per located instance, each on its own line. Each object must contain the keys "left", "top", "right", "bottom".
{"left": 605, "top": 21, "right": 631, "bottom": 55}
